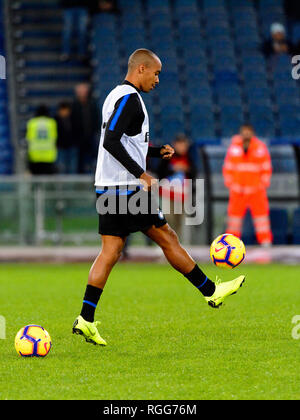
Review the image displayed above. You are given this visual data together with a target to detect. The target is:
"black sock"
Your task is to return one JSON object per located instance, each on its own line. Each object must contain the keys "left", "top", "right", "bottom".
{"left": 80, "top": 285, "right": 103, "bottom": 322}
{"left": 184, "top": 264, "right": 216, "bottom": 297}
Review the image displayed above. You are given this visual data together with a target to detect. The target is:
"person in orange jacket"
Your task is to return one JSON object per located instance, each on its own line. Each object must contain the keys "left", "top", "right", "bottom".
{"left": 223, "top": 124, "right": 273, "bottom": 246}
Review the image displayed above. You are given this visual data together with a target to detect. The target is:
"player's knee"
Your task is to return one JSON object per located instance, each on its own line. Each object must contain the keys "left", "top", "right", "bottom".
{"left": 103, "top": 247, "right": 123, "bottom": 265}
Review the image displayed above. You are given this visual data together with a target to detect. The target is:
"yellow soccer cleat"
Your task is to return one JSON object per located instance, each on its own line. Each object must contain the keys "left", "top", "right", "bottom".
{"left": 205, "top": 275, "right": 245, "bottom": 308}
{"left": 72, "top": 315, "right": 107, "bottom": 346}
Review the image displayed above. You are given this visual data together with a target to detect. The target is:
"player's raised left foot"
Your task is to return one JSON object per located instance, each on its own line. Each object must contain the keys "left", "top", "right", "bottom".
{"left": 205, "top": 275, "right": 245, "bottom": 308}
{"left": 72, "top": 315, "right": 107, "bottom": 346}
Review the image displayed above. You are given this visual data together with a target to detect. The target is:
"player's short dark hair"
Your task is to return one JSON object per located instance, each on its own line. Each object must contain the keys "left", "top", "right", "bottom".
{"left": 128, "top": 48, "right": 160, "bottom": 71}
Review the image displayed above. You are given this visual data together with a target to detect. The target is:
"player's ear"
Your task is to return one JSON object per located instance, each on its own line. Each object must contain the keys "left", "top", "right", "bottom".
{"left": 138, "top": 64, "right": 145, "bottom": 74}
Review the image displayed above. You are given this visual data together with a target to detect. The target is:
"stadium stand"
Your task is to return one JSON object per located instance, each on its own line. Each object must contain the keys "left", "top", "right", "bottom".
{"left": 10, "top": 0, "right": 91, "bottom": 139}
{"left": 88, "top": 0, "right": 300, "bottom": 143}
{"left": 0, "top": 0, "right": 13, "bottom": 174}
{"left": 5, "top": 0, "right": 299, "bottom": 145}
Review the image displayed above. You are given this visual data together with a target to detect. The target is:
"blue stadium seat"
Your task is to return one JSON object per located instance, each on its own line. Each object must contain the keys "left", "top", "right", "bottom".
{"left": 208, "top": 39, "right": 235, "bottom": 57}
{"left": 180, "top": 25, "right": 202, "bottom": 39}
{"left": 188, "top": 93, "right": 213, "bottom": 108}
{"left": 203, "top": 0, "right": 225, "bottom": 9}
{"left": 190, "top": 104, "right": 215, "bottom": 137}
{"left": 272, "top": 69, "right": 293, "bottom": 84}
{"left": 161, "top": 104, "right": 182, "bottom": 118}
{"left": 275, "top": 87, "right": 300, "bottom": 105}
{"left": 220, "top": 105, "right": 244, "bottom": 137}
{"left": 279, "top": 117, "right": 300, "bottom": 138}
{"left": 161, "top": 120, "right": 185, "bottom": 142}
{"left": 174, "top": 0, "right": 198, "bottom": 10}
{"left": 249, "top": 105, "right": 275, "bottom": 137}
{"left": 216, "top": 84, "right": 242, "bottom": 106}
{"left": 185, "top": 70, "right": 209, "bottom": 86}
{"left": 242, "top": 55, "right": 266, "bottom": 72}
{"left": 259, "top": 0, "right": 283, "bottom": 7}
{"left": 204, "top": 9, "right": 228, "bottom": 24}
{"left": 214, "top": 70, "right": 239, "bottom": 85}
{"left": 235, "top": 30, "right": 260, "bottom": 44}
{"left": 236, "top": 39, "right": 260, "bottom": 51}
{"left": 185, "top": 56, "right": 208, "bottom": 72}
{"left": 247, "top": 87, "right": 272, "bottom": 106}
{"left": 178, "top": 36, "right": 204, "bottom": 51}
{"left": 220, "top": 116, "right": 243, "bottom": 138}
{"left": 191, "top": 120, "right": 216, "bottom": 140}
{"left": 152, "top": 42, "right": 175, "bottom": 57}
{"left": 213, "top": 55, "right": 237, "bottom": 72}
{"left": 159, "top": 92, "right": 182, "bottom": 108}
{"left": 243, "top": 69, "right": 268, "bottom": 85}
{"left": 147, "top": 5, "right": 169, "bottom": 18}
{"left": 272, "top": 54, "right": 292, "bottom": 71}
{"left": 149, "top": 12, "right": 171, "bottom": 27}
{"left": 187, "top": 86, "right": 213, "bottom": 106}
{"left": 190, "top": 103, "right": 214, "bottom": 118}
{"left": 149, "top": 25, "right": 172, "bottom": 40}
{"left": 250, "top": 119, "right": 275, "bottom": 138}
{"left": 232, "top": 9, "right": 257, "bottom": 23}
{"left": 278, "top": 104, "right": 300, "bottom": 118}
{"left": 176, "top": 10, "right": 199, "bottom": 26}
{"left": 206, "top": 15, "right": 229, "bottom": 28}
{"left": 270, "top": 208, "right": 288, "bottom": 245}
{"left": 206, "top": 25, "right": 230, "bottom": 38}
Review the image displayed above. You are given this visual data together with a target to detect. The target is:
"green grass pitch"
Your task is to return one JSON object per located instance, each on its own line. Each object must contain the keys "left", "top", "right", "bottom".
{"left": 0, "top": 262, "right": 299, "bottom": 400}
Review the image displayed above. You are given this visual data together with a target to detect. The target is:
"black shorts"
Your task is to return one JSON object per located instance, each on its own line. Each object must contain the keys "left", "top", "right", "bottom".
{"left": 96, "top": 186, "right": 167, "bottom": 237}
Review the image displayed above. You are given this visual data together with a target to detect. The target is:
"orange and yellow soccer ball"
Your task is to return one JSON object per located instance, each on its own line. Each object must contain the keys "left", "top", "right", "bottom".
{"left": 15, "top": 325, "right": 52, "bottom": 357}
{"left": 210, "top": 233, "right": 246, "bottom": 269}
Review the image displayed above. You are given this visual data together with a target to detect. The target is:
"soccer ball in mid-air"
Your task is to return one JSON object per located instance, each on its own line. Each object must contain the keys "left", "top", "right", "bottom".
{"left": 210, "top": 233, "right": 245, "bottom": 269}
{"left": 15, "top": 325, "right": 52, "bottom": 357}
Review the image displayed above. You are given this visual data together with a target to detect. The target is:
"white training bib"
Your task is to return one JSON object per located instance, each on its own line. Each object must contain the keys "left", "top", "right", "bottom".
{"left": 95, "top": 84, "right": 149, "bottom": 187}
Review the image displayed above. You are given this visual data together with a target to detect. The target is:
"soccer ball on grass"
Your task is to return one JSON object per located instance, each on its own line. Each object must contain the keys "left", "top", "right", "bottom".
{"left": 15, "top": 325, "right": 52, "bottom": 357}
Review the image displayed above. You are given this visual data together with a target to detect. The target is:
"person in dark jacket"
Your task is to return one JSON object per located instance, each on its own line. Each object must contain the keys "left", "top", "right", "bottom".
{"left": 60, "top": 0, "right": 91, "bottom": 61}
{"left": 56, "top": 102, "right": 78, "bottom": 174}
{"left": 71, "top": 83, "right": 101, "bottom": 174}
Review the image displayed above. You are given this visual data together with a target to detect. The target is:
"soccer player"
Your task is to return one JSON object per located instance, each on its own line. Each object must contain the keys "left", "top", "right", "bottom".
{"left": 72, "top": 49, "right": 245, "bottom": 346}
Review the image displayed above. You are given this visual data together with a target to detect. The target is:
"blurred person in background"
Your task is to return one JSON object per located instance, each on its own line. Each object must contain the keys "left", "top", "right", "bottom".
{"left": 26, "top": 105, "right": 58, "bottom": 175}
{"left": 223, "top": 124, "right": 273, "bottom": 247}
{"left": 60, "top": 0, "right": 90, "bottom": 61}
{"left": 262, "top": 22, "right": 294, "bottom": 58}
{"left": 55, "top": 102, "right": 78, "bottom": 174}
{"left": 158, "top": 133, "right": 197, "bottom": 241}
{"left": 71, "top": 83, "right": 101, "bottom": 174}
